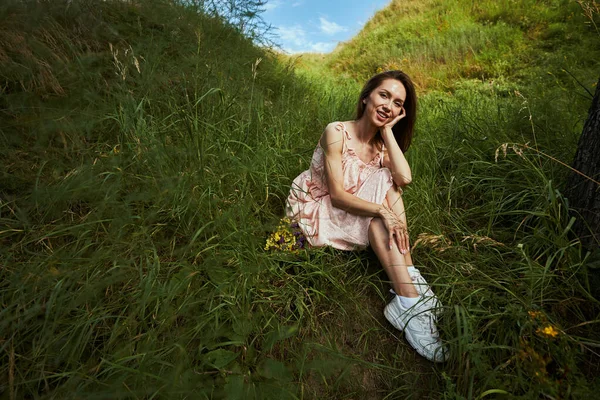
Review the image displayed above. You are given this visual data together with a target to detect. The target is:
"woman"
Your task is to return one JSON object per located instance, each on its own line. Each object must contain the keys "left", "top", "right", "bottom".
{"left": 286, "top": 70, "right": 447, "bottom": 362}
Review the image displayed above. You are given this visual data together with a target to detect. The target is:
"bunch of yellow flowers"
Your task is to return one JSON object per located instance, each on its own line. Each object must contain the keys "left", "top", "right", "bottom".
{"left": 265, "top": 218, "right": 307, "bottom": 252}
{"left": 528, "top": 310, "right": 561, "bottom": 339}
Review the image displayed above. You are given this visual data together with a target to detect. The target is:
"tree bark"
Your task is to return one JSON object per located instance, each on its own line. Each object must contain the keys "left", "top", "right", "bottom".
{"left": 565, "top": 76, "right": 600, "bottom": 249}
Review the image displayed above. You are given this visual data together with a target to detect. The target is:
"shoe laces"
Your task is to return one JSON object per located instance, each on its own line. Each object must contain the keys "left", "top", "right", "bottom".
{"left": 415, "top": 310, "right": 438, "bottom": 336}
{"left": 411, "top": 273, "right": 427, "bottom": 287}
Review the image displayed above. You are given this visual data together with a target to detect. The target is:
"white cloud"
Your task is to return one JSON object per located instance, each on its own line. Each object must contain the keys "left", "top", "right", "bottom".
{"left": 263, "top": 0, "right": 281, "bottom": 12}
{"left": 277, "top": 25, "right": 335, "bottom": 53}
{"left": 278, "top": 25, "right": 307, "bottom": 44}
{"left": 292, "top": 1, "right": 303, "bottom": 6}
{"left": 319, "top": 17, "right": 347, "bottom": 35}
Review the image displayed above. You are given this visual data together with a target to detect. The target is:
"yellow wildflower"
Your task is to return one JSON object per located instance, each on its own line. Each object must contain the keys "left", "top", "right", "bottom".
{"left": 536, "top": 325, "right": 559, "bottom": 338}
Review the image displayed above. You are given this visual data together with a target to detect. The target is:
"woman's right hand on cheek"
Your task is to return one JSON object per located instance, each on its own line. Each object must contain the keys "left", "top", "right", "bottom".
{"left": 379, "top": 206, "right": 410, "bottom": 254}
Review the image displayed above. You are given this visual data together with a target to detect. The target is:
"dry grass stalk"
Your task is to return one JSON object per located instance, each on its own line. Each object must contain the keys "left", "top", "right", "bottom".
{"left": 577, "top": 1, "right": 600, "bottom": 36}
{"left": 110, "top": 42, "right": 143, "bottom": 80}
{"left": 412, "top": 233, "right": 452, "bottom": 252}
{"left": 0, "top": 29, "right": 65, "bottom": 95}
{"left": 461, "top": 235, "right": 504, "bottom": 251}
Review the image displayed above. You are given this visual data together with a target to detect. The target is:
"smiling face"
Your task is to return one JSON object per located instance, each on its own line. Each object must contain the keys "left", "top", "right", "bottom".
{"left": 355, "top": 70, "right": 417, "bottom": 152}
{"left": 362, "top": 79, "right": 407, "bottom": 127}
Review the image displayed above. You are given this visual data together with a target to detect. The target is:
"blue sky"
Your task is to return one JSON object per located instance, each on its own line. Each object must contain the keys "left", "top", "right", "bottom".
{"left": 262, "top": 0, "right": 391, "bottom": 54}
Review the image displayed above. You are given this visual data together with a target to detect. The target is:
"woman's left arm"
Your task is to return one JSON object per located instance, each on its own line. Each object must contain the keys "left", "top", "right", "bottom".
{"left": 381, "top": 111, "right": 412, "bottom": 187}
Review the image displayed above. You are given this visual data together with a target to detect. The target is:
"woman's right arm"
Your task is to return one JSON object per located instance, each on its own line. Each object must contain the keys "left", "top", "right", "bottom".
{"left": 321, "top": 123, "right": 409, "bottom": 251}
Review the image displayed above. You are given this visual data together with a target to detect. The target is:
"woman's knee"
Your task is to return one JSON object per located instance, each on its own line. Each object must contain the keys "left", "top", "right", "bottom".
{"left": 368, "top": 217, "right": 386, "bottom": 238}
{"left": 385, "top": 185, "right": 404, "bottom": 211}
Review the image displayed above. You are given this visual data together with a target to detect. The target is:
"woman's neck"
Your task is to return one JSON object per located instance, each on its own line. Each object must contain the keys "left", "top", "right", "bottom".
{"left": 353, "top": 116, "right": 379, "bottom": 145}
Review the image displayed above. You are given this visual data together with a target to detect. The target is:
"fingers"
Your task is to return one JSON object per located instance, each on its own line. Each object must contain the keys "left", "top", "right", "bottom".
{"left": 382, "top": 208, "right": 410, "bottom": 253}
{"left": 389, "top": 115, "right": 402, "bottom": 128}
{"left": 402, "top": 228, "right": 410, "bottom": 254}
{"left": 393, "top": 225, "right": 410, "bottom": 255}
{"left": 394, "top": 228, "right": 404, "bottom": 253}
{"left": 394, "top": 108, "right": 406, "bottom": 124}
{"left": 386, "top": 219, "right": 399, "bottom": 251}
{"left": 397, "top": 223, "right": 406, "bottom": 253}
{"left": 386, "top": 226, "right": 406, "bottom": 254}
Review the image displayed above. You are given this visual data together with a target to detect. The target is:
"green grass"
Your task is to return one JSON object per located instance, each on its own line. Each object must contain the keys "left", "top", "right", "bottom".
{"left": 1, "top": 0, "right": 600, "bottom": 398}
{"left": 406, "top": 86, "right": 600, "bottom": 398}
{"left": 302, "top": 0, "right": 600, "bottom": 94}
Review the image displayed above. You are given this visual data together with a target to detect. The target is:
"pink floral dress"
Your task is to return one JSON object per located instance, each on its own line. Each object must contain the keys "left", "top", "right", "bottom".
{"left": 286, "top": 122, "right": 395, "bottom": 250}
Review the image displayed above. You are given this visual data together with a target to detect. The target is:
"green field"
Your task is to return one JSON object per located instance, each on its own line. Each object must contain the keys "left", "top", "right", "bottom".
{"left": 1, "top": 0, "right": 599, "bottom": 398}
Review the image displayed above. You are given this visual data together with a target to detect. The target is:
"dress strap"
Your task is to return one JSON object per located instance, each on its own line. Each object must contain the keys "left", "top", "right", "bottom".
{"left": 337, "top": 122, "right": 352, "bottom": 152}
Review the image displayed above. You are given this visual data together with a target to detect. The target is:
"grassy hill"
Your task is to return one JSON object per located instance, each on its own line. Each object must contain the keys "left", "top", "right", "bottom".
{"left": 299, "top": 0, "right": 599, "bottom": 92}
{"left": 290, "top": 0, "right": 600, "bottom": 398}
{"left": 1, "top": 0, "right": 600, "bottom": 398}
{"left": 0, "top": 0, "right": 355, "bottom": 397}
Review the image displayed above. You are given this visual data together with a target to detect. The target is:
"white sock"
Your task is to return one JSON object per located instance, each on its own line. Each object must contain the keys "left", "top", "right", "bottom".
{"left": 399, "top": 295, "right": 420, "bottom": 308}
{"left": 407, "top": 265, "right": 416, "bottom": 275}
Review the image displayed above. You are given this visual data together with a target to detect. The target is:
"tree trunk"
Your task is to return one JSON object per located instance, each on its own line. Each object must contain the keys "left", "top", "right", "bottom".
{"left": 565, "top": 76, "right": 600, "bottom": 249}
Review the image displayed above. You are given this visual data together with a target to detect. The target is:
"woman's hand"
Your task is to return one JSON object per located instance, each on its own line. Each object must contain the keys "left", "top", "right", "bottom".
{"left": 379, "top": 205, "right": 410, "bottom": 253}
{"left": 380, "top": 106, "right": 412, "bottom": 187}
{"left": 382, "top": 106, "right": 406, "bottom": 132}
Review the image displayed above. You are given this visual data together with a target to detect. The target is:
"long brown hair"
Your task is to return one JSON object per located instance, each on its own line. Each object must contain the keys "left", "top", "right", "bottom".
{"left": 356, "top": 70, "right": 417, "bottom": 152}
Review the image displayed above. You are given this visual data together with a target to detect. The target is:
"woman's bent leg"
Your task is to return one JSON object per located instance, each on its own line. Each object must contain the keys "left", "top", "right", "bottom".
{"left": 376, "top": 187, "right": 447, "bottom": 362}
{"left": 368, "top": 217, "right": 418, "bottom": 298}
{"left": 385, "top": 185, "right": 443, "bottom": 314}
{"left": 385, "top": 185, "right": 413, "bottom": 265}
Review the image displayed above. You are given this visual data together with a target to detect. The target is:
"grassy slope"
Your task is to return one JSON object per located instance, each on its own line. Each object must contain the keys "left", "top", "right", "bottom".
{"left": 0, "top": 0, "right": 359, "bottom": 397}
{"left": 301, "top": 0, "right": 598, "bottom": 92}
{"left": 292, "top": 0, "right": 600, "bottom": 398}
{"left": 2, "top": 0, "right": 600, "bottom": 399}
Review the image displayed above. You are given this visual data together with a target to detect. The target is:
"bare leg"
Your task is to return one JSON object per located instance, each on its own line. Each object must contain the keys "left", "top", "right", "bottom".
{"left": 369, "top": 186, "right": 418, "bottom": 298}
{"left": 385, "top": 186, "right": 413, "bottom": 266}
{"left": 379, "top": 188, "right": 446, "bottom": 362}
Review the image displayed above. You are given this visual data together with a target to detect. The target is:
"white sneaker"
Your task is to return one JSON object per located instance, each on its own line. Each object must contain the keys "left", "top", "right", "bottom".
{"left": 384, "top": 296, "right": 448, "bottom": 362}
{"left": 389, "top": 268, "right": 443, "bottom": 317}
{"left": 409, "top": 268, "right": 443, "bottom": 317}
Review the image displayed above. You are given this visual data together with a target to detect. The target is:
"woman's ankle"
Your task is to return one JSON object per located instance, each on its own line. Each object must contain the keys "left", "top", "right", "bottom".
{"left": 399, "top": 295, "right": 420, "bottom": 308}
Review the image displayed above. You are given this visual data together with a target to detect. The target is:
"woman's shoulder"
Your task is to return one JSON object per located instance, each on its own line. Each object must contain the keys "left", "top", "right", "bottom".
{"left": 320, "top": 121, "right": 350, "bottom": 151}
{"left": 324, "top": 120, "right": 354, "bottom": 132}
{"left": 322, "top": 120, "right": 355, "bottom": 139}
